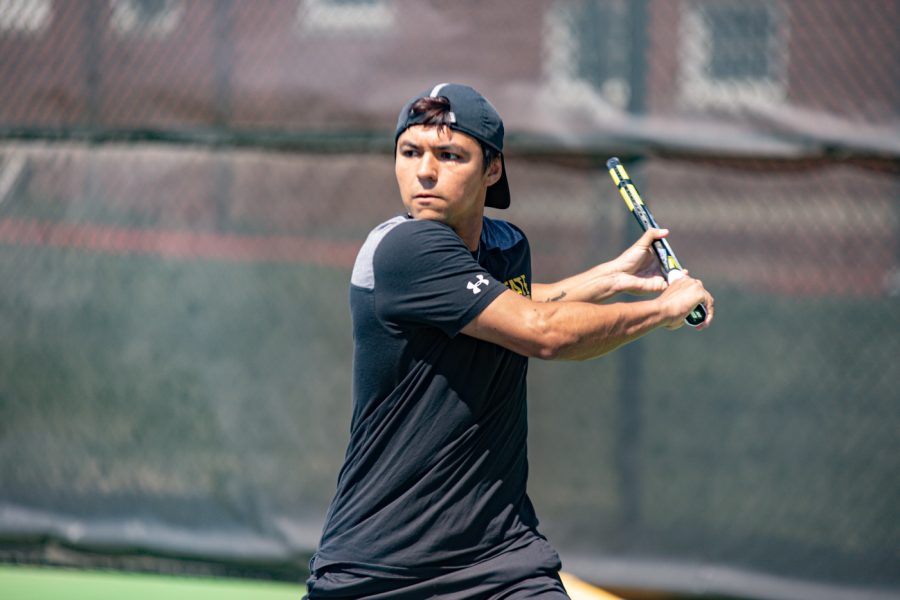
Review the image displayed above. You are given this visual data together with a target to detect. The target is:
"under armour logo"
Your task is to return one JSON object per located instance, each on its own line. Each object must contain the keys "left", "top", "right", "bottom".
{"left": 467, "top": 274, "right": 489, "bottom": 294}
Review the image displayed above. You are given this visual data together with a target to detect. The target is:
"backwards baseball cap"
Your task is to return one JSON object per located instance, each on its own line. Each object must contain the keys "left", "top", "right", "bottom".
{"left": 395, "top": 83, "right": 510, "bottom": 209}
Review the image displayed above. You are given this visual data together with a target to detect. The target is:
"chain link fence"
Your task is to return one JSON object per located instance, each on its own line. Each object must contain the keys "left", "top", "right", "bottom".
{"left": 0, "top": 1, "right": 898, "bottom": 599}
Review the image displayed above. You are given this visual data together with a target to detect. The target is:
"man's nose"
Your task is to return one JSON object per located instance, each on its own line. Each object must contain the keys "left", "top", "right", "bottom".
{"left": 416, "top": 152, "right": 437, "bottom": 181}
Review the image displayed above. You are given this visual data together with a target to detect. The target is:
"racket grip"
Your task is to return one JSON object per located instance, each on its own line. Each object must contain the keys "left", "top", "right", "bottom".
{"left": 666, "top": 269, "right": 708, "bottom": 327}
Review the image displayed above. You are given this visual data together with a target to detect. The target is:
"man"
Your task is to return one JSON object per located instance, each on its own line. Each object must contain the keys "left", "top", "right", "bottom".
{"left": 305, "top": 83, "right": 714, "bottom": 599}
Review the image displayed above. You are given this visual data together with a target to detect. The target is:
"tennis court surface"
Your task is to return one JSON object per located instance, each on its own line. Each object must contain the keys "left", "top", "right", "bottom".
{"left": 0, "top": 565, "right": 303, "bottom": 600}
{"left": 1, "top": 565, "right": 634, "bottom": 600}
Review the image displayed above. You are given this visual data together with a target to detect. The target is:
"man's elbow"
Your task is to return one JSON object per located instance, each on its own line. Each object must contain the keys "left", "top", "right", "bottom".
{"left": 534, "top": 343, "right": 565, "bottom": 361}
{"left": 524, "top": 311, "right": 580, "bottom": 361}
{"left": 535, "top": 337, "right": 594, "bottom": 361}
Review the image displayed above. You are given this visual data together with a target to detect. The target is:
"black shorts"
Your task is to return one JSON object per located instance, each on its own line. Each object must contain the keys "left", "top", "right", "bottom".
{"left": 304, "top": 570, "right": 568, "bottom": 600}
{"left": 305, "top": 537, "right": 569, "bottom": 599}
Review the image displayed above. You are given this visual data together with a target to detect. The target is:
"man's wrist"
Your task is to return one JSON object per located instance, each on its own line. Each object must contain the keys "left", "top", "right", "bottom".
{"left": 609, "top": 272, "right": 626, "bottom": 296}
{"left": 653, "top": 293, "right": 682, "bottom": 328}
{"left": 604, "top": 257, "right": 625, "bottom": 277}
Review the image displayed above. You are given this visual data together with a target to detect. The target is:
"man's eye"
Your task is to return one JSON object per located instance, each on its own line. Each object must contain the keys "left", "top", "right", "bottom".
{"left": 441, "top": 152, "right": 461, "bottom": 160}
{"left": 402, "top": 149, "right": 418, "bottom": 157}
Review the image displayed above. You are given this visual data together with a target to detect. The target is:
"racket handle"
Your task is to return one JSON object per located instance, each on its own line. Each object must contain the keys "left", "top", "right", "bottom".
{"left": 666, "top": 269, "right": 708, "bottom": 327}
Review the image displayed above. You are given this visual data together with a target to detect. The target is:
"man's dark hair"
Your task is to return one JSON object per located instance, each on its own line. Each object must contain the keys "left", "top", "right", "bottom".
{"left": 407, "top": 96, "right": 500, "bottom": 172}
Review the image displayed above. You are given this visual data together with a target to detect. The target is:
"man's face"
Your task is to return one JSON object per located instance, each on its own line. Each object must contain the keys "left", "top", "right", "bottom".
{"left": 395, "top": 125, "right": 501, "bottom": 230}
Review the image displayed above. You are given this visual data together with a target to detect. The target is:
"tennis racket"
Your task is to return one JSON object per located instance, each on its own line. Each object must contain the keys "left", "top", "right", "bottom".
{"left": 606, "top": 157, "right": 707, "bottom": 327}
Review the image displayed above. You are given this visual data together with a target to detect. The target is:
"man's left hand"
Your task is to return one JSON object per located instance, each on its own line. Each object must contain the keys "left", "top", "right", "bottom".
{"left": 611, "top": 228, "right": 669, "bottom": 295}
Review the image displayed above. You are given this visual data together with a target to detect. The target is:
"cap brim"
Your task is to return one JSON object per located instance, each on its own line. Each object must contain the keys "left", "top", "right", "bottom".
{"left": 485, "top": 155, "right": 510, "bottom": 209}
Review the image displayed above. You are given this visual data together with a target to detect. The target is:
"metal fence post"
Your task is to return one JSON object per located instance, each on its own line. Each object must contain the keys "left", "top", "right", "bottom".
{"left": 615, "top": 0, "right": 649, "bottom": 546}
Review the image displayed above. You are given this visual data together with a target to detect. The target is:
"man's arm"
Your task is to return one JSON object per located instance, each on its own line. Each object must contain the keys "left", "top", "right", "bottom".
{"left": 531, "top": 228, "right": 669, "bottom": 303}
{"left": 462, "top": 273, "right": 714, "bottom": 361}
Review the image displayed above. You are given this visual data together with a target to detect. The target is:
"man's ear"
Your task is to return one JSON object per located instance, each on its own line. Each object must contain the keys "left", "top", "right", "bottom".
{"left": 486, "top": 156, "right": 503, "bottom": 187}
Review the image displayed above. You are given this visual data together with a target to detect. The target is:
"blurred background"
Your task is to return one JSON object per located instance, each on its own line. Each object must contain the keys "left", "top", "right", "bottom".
{"left": 0, "top": 1, "right": 898, "bottom": 599}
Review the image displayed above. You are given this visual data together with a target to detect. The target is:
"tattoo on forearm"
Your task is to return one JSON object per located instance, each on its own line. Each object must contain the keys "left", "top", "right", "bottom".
{"left": 546, "top": 291, "right": 567, "bottom": 302}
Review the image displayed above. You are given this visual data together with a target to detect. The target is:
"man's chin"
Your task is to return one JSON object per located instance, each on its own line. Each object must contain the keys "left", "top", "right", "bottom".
{"left": 409, "top": 209, "right": 447, "bottom": 223}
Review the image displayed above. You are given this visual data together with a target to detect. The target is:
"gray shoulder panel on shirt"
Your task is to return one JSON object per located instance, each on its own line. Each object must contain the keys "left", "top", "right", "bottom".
{"left": 350, "top": 215, "right": 409, "bottom": 290}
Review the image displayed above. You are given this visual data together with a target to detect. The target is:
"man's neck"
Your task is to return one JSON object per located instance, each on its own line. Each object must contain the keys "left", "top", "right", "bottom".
{"left": 408, "top": 208, "right": 484, "bottom": 251}
{"left": 452, "top": 213, "right": 484, "bottom": 252}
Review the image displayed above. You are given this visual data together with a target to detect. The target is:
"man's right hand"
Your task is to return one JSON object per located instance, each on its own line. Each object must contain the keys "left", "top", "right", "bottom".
{"left": 658, "top": 273, "right": 714, "bottom": 330}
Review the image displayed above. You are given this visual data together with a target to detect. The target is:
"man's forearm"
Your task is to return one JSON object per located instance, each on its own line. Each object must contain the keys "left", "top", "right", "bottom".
{"left": 463, "top": 289, "right": 676, "bottom": 361}
{"left": 540, "top": 297, "right": 670, "bottom": 360}
{"left": 532, "top": 262, "right": 621, "bottom": 304}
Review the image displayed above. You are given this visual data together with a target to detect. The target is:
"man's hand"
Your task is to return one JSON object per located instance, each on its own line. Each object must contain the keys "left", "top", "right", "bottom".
{"left": 610, "top": 228, "right": 669, "bottom": 295}
{"left": 532, "top": 228, "right": 675, "bottom": 303}
{"left": 658, "top": 272, "right": 715, "bottom": 330}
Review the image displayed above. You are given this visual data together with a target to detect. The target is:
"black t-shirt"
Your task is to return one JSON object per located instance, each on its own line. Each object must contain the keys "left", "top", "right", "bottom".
{"left": 307, "top": 215, "right": 560, "bottom": 597}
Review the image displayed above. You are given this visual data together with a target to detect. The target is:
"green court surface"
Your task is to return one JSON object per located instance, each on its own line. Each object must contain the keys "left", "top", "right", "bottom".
{"left": 0, "top": 565, "right": 305, "bottom": 599}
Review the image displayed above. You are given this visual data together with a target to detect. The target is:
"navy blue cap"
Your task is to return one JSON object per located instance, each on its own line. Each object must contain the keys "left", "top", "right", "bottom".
{"left": 395, "top": 83, "right": 510, "bottom": 209}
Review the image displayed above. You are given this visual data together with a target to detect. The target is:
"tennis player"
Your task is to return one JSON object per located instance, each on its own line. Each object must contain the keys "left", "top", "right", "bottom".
{"left": 304, "top": 83, "right": 714, "bottom": 600}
